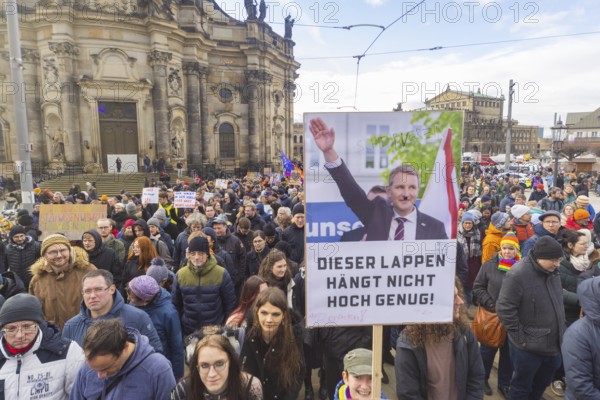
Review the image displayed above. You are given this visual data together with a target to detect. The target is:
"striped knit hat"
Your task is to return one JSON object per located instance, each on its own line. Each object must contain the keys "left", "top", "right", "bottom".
{"left": 500, "top": 232, "right": 520, "bottom": 251}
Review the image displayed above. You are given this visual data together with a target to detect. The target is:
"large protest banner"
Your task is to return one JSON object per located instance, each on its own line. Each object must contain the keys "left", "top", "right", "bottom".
{"left": 304, "top": 111, "right": 463, "bottom": 326}
{"left": 39, "top": 204, "right": 108, "bottom": 240}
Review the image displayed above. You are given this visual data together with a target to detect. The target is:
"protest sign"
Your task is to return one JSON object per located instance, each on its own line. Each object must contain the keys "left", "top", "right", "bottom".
{"left": 142, "top": 187, "right": 159, "bottom": 204}
{"left": 304, "top": 111, "right": 463, "bottom": 326}
{"left": 215, "top": 179, "right": 227, "bottom": 189}
{"left": 173, "top": 191, "right": 196, "bottom": 208}
{"left": 203, "top": 192, "right": 214, "bottom": 201}
{"left": 39, "top": 204, "right": 108, "bottom": 240}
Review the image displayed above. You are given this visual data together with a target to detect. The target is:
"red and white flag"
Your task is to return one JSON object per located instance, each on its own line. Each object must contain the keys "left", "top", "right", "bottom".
{"left": 418, "top": 128, "right": 459, "bottom": 239}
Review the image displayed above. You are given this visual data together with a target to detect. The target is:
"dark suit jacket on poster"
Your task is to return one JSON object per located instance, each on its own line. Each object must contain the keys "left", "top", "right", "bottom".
{"left": 326, "top": 161, "right": 448, "bottom": 241}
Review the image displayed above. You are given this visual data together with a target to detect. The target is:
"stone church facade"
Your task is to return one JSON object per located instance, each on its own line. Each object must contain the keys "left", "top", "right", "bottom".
{"left": 0, "top": 0, "right": 300, "bottom": 175}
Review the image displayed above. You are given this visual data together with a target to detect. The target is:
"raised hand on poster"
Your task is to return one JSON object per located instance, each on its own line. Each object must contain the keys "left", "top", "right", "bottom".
{"left": 309, "top": 117, "right": 338, "bottom": 162}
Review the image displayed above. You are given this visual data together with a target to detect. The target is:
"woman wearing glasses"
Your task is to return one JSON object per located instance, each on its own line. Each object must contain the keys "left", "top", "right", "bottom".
{"left": 0, "top": 293, "right": 85, "bottom": 399}
{"left": 241, "top": 287, "right": 304, "bottom": 400}
{"left": 170, "top": 334, "right": 263, "bottom": 400}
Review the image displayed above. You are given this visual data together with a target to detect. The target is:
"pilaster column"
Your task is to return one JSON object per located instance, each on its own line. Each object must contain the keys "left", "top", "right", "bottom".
{"left": 198, "top": 66, "right": 209, "bottom": 161}
{"left": 49, "top": 41, "right": 80, "bottom": 164}
{"left": 245, "top": 70, "right": 272, "bottom": 165}
{"left": 148, "top": 50, "right": 172, "bottom": 158}
{"left": 21, "top": 49, "right": 43, "bottom": 165}
{"left": 183, "top": 61, "right": 201, "bottom": 164}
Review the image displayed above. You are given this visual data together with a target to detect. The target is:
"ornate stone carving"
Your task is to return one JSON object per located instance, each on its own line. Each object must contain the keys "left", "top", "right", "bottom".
{"left": 245, "top": 69, "right": 273, "bottom": 84}
{"left": 273, "top": 89, "right": 283, "bottom": 108}
{"left": 170, "top": 127, "right": 185, "bottom": 158}
{"left": 45, "top": 126, "right": 65, "bottom": 161}
{"left": 21, "top": 49, "right": 40, "bottom": 63}
{"left": 43, "top": 58, "right": 59, "bottom": 84}
{"left": 49, "top": 42, "right": 80, "bottom": 57}
{"left": 167, "top": 67, "right": 182, "bottom": 97}
{"left": 182, "top": 61, "right": 200, "bottom": 75}
{"left": 147, "top": 50, "right": 172, "bottom": 66}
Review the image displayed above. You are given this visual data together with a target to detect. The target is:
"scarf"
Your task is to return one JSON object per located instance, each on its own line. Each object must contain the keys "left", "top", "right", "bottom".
{"left": 571, "top": 253, "right": 591, "bottom": 272}
{"left": 457, "top": 226, "right": 482, "bottom": 258}
{"left": 498, "top": 253, "right": 521, "bottom": 272}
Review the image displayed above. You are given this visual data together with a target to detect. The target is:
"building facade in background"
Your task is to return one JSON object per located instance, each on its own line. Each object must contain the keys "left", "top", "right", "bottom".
{"left": 423, "top": 87, "right": 540, "bottom": 157}
{"left": 0, "top": 0, "right": 300, "bottom": 175}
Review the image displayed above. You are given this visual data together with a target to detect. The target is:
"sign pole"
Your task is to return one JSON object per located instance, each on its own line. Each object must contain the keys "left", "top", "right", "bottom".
{"left": 372, "top": 324, "right": 383, "bottom": 399}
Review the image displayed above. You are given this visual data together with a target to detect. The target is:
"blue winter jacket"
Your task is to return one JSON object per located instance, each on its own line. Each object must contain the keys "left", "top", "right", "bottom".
{"left": 138, "top": 288, "right": 185, "bottom": 380}
{"left": 562, "top": 276, "right": 600, "bottom": 399}
{"left": 173, "top": 255, "right": 237, "bottom": 335}
{"left": 62, "top": 290, "right": 163, "bottom": 354}
{"left": 69, "top": 329, "right": 176, "bottom": 400}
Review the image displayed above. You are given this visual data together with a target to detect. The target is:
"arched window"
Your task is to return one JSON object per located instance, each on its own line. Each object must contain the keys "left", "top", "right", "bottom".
{"left": 219, "top": 123, "right": 235, "bottom": 159}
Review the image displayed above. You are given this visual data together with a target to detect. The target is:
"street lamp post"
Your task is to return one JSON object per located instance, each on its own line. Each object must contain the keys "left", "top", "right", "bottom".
{"left": 551, "top": 118, "right": 565, "bottom": 187}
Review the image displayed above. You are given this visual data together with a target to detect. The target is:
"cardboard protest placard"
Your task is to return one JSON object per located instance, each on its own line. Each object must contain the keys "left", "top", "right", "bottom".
{"left": 142, "top": 187, "right": 159, "bottom": 204}
{"left": 304, "top": 111, "right": 463, "bottom": 326}
{"left": 173, "top": 191, "right": 196, "bottom": 208}
{"left": 215, "top": 179, "right": 227, "bottom": 189}
{"left": 39, "top": 204, "right": 108, "bottom": 240}
{"left": 203, "top": 192, "right": 214, "bottom": 201}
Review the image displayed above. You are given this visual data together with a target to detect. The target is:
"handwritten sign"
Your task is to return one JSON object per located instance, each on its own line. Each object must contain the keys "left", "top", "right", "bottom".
{"left": 173, "top": 191, "right": 196, "bottom": 208}
{"left": 39, "top": 204, "right": 107, "bottom": 240}
{"left": 142, "top": 187, "right": 159, "bottom": 204}
{"left": 204, "top": 192, "right": 214, "bottom": 201}
{"left": 215, "top": 179, "right": 227, "bottom": 189}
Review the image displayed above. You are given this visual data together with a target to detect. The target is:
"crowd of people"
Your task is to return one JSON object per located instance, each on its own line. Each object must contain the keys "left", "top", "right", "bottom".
{"left": 0, "top": 164, "right": 599, "bottom": 399}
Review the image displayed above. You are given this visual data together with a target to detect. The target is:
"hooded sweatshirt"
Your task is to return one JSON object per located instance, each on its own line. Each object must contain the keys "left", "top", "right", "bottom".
{"left": 563, "top": 277, "right": 600, "bottom": 399}
{"left": 69, "top": 329, "right": 175, "bottom": 400}
{"left": 83, "top": 229, "right": 122, "bottom": 288}
{"left": 62, "top": 290, "right": 163, "bottom": 354}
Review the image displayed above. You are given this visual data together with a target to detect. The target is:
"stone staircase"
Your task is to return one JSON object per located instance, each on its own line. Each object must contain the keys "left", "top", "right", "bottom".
{"left": 37, "top": 172, "right": 197, "bottom": 197}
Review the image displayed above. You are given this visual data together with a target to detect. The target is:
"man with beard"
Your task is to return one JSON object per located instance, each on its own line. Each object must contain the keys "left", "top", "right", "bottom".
{"left": 29, "top": 234, "right": 96, "bottom": 328}
{"left": 211, "top": 215, "right": 246, "bottom": 299}
{"left": 282, "top": 203, "right": 306, "bottom": 264}
{"left": 96, "top": 217, "right": 126, "bottom": 264}
{"left": 538, "top": 187, "right": 564, "bottom": 212}
{"left": 4, "top": 225, "right": 41, "bottom": 288}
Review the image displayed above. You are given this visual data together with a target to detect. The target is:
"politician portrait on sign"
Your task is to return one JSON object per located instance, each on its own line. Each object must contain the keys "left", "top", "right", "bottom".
{"left": 305, "top": 111, "right": 463, "bottom": 243}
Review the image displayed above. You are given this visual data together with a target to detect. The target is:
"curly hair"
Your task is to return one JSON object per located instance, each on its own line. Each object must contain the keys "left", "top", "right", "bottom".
{"left": 128, "top": 236, "right": 158, "bottom": 271}
{"left": 249, "top": 288, "right": 303, "bottom": 392}
{"left": 403, "top": 277, "right": 468, "bottom": 348}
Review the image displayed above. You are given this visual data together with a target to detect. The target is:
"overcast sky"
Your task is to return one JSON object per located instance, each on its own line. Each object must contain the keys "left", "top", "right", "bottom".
{"left": 216, "top": 0, "right": 600, "bottom": 134}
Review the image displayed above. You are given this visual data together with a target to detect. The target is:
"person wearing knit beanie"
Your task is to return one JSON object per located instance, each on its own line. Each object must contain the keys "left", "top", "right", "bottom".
{"left": 188, "top": 236, "right": 210, "bottom": 255}
{"left": 127, "top": 275, "right": 160, "bottom": 304}
{"left": 9, "top": 224, "right": 26, "bottom": 239}
{"left": 491, "top": 212, "right": 510, "bottom": 230}
{"left": 532, "top": 236, "right": 563, "bottom": 264}
{"left": 511, "top": 205, "right": 531, "bottom": 221}
{"left": 124, "top": 219, "right": 136, "bottom": 229}
{"left": 41, "top": 233, "right": 72, "bottom": 257}
{"left": 100, "top": 194, "right": 108, "bottom": 202}
{"left": 461, "top": 212, "right": 475, "bottom": 223}
{"left": 0, "top": 293, "right": 45, "bottom": 327}
{"left": 146, "top": 259, "right": 169, "bottom": 285}
{"left": 573, "top": 209, "right": 590, "bottom": 221}
{"left": 576, "top": 195, "right": 590, "bottom": 208}
{"left": 501, "top": 232, "right": 520, "bottom": 251}
{"left": 125, "top": 202, "right": 136, "bottom": 215}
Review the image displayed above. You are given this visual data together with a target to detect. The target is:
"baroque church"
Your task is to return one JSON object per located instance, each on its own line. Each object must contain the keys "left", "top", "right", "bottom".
{"left": 0, "top": 0, "right": 300, "bottom": 175}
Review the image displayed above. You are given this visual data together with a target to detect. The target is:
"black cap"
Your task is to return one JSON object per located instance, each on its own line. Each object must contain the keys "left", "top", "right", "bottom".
{"left": 532, "top": 236, "right": 563, "bottom": 260}
{"left": 0, "top": 294, "right": 45, "bottom": 327}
